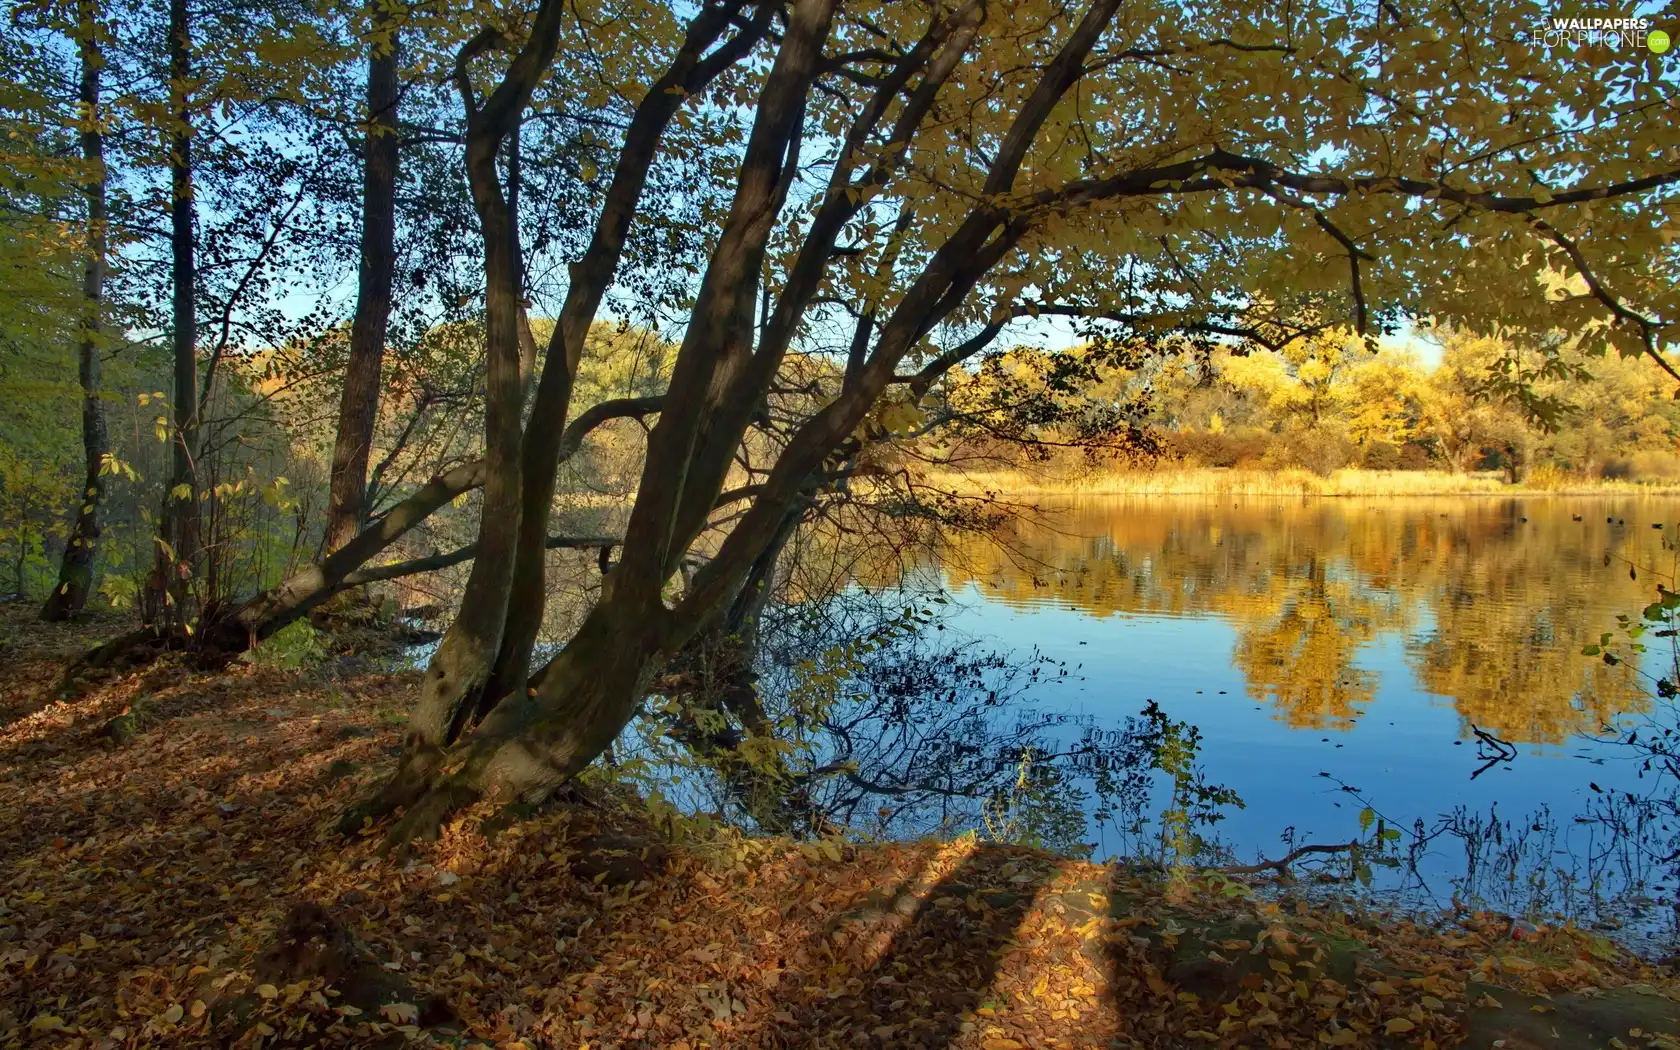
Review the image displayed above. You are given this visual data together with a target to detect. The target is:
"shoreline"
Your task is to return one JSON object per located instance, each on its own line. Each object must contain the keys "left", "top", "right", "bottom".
{"left": 923, "top": 467, "right": 1680, "bottom": 499}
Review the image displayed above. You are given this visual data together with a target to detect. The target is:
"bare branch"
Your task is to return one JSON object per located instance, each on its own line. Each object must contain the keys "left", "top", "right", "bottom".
{"left": 1217, "top": 842, "right": 1359, "bottom": 880}
{"left": 342, "top": 534, "right": 619, "bottom": 586}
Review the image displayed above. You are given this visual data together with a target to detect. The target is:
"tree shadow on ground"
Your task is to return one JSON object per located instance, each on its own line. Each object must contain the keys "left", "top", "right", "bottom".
{"left": 747, "top": 845, "right": 1077, "bottom": 1049}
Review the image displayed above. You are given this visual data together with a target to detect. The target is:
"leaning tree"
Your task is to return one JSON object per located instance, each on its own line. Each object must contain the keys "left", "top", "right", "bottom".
{"left": 68, "top": 0, "right": 1677, "bottom": 843}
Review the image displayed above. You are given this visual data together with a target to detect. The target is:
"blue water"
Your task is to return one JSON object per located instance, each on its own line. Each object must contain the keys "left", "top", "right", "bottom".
{"left": 918, "top": 495, "right": 1680, "bottom": 940}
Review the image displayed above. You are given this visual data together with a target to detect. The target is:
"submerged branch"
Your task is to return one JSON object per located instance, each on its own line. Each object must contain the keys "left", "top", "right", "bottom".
{"left": 1217, "top": 841, "right": 1360, "bottom": 881}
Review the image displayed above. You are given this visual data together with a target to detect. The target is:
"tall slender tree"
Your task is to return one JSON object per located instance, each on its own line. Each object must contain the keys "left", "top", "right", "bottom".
{"left": 144, "top": 0, "right": 200, "bottom": 627}
{"left": 324, "top": 0, "right": 403, "bottom": 554}
{"left": 41, "top": 0, "right": 110, "bottom": 621}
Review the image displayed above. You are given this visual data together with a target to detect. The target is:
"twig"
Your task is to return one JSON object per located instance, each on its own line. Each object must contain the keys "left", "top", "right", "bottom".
{"left": 1218, "top": 841, "right": 1359, "bottom": 880}
{"left": 1469, "top": 724, "right": 1517, "bottom": 780}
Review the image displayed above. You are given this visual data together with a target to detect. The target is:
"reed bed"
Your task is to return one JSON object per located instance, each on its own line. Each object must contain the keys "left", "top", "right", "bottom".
{"left": 925, "top": 467, "right": 1680, "bottom": 498}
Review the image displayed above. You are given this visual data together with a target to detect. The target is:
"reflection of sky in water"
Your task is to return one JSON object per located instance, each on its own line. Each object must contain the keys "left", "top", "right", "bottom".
{"left": 916, "top": 496, "right": 1680, "bottom": 936}
{"left": 952, "top": 589, "right": 1615, "bottom": 852}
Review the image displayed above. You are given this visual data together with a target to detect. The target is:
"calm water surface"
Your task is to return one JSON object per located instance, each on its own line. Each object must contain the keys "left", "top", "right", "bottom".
{"left": 922, "top": 494, "right": 1680, "bottom": 935}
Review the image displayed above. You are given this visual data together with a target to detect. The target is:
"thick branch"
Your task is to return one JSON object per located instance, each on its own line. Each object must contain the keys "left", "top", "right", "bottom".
{"left": 1526, "top": 213, "right": 1679, "bottom": 382}
{"left": 1003, "top": 303, "right": 1329, "bottom": 354}
{"left": 1039, "top": 148, "right": 1680, "bottom": 217}
{"left": 1218, "top": 842, "right": 1359, "bottom": 880}
{"left": 558, "top": 394, "right": 664, "bottom": 459}
{"left": 902, "top": 321, "right": 1007, "bottom": 401}
{"left": 342, "top": 534, "right": 619, "bottom": 586}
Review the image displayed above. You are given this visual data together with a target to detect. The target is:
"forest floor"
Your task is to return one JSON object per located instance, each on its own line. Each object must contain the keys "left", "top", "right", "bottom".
{"left": 4, "top": 605, "right": 1680, "bottom": 1049}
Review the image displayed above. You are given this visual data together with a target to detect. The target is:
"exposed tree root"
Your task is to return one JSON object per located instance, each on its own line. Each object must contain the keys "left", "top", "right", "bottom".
{"left": 54, "top": 625, "right": 188, "bottom": 699}
{"left": 336, "top": 743, "right": 447, "bottom": 837}
{"left": 381, "top": 774, "right": 485, "bottom": 856}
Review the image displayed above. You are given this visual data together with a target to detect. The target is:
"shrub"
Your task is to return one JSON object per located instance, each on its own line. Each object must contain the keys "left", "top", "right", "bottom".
{"left": 1263, "top": 429, "right": 1353, "bottom": 476}
{"left": 1359, "top": 441, "right": 1401, "bottom": 470}
{"left": 1624, "top": 451, "right": 1680, "bottom": 482}
{"left": 1397, "top": 442, "right": 1433, "bottom": 470}
{"left": 246, "top": 619, "right": 326, "bottom": 671}
{"left": 1166, "top": 429, "right": 1270, "bottom": 468}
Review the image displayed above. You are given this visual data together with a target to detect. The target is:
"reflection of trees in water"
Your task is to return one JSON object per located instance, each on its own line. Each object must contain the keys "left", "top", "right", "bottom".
{"left": 1312, "top": 768, "right": 1680, "bottom": 947}
{"left": 602, "top": 495, "right": 1680, "bottom": 937}
{"left": 1228, "top": 557, "right": 1388, "bottom": 730}
{"left": 624, "top": 582, "right": 1241, "bottom": 865}
{"left": 935, "top": 497, "right": 1669, "bottom": 742}
{"left": 1403, "top": 508, "right": 1648, "bottom": 744}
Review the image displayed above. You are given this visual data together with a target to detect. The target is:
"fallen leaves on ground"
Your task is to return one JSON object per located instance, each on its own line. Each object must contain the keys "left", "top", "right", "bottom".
{"left": 1, "top": 606, "right": 1677, "bottom": 1049}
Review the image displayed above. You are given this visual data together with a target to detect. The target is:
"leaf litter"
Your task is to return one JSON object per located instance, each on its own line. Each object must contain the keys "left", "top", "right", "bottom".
{"left": 2, "top": 607, "right": 1679, "bottom": 1049}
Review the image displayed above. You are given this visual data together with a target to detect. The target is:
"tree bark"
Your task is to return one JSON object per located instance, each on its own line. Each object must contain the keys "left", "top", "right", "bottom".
{"left": 365, "top": 0, "right": 1130, "bottom": 848}
{"left": 145, "top": 0, "right": 200, "bottom": 628}
{"left": 481, "top": 0, "right": 769, "bottom": 710}
{"left": 325, "top": 2, "right": 401, "bottom": 554}
{"left": 398, "top": 2, "right": 567, "bottom": 763}
{"left": 374, "top": 0, "right": 842, "bottom": 844}
{"left": 43, "top": 2, "right": 109, "bottom": 622}
{"left": 382, "top": 596, "right": 668, "bottom": 841}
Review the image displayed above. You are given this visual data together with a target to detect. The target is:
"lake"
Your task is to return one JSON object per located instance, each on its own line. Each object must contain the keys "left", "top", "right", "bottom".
{"left": 911, "top": 494, "right": 1680, "bottom": 943}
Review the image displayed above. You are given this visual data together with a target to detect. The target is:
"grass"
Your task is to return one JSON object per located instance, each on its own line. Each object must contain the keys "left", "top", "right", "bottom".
{"left": 926, "top": 466, "right": 1680, "bottom": 498}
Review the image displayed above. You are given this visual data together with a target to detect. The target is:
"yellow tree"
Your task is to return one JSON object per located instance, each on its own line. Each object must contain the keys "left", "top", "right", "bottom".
{"left": 1343, "top": 349, "right": 1430, "bottom": 460}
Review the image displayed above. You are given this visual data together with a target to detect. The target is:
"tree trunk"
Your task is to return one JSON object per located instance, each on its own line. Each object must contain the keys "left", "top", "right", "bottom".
{"left": 402, "top": 125, "right": 524, "bottom": 748}
{"left": 394, "top": 2, "right": 567, "bottom": 770}
{"left": 324, "top": 5, "right": 401, "bottom": 554}
{"left": 145, "top": 0, "right": 200, "bottom": 628}
{"left": 480, "top": 1, "right": 767, "bottom": 712}
{"left": 361, "top": 0, "right": 1114, "bottom": 847}
{"left": 376, "top": 0, "right": 841, "bottom": 846}
{"left": 42, "top": 4, "right": 109, "bottom": 623}
{"left": 382, "top": 595, "right": 668, "bottom": 843}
